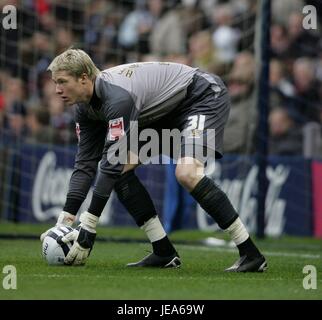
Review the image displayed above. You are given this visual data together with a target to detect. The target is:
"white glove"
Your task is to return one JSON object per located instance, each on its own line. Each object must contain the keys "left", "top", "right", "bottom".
{"left": 58, "top": 228, "right": 79, "bottom": 243}
{"left": 63, "top": 211, "right": 99, "bottom": 266}
{"left": 40, "top": 211, "right": 76, "bottom": 242}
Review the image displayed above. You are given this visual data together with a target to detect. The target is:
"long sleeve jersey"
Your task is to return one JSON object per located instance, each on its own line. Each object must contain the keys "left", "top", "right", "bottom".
{"left": 66, "top": 62, "right": 198, "bottom": 215}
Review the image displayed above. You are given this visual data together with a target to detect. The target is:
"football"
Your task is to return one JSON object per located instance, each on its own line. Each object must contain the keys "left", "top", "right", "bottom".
{"left": 42, "top": 226, "right": 74, "bottom": 265}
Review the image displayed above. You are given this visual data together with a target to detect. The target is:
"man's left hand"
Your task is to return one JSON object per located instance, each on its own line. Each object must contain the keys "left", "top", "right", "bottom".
{"left": 64, "top": 227, "right": 96, "bottom": 265}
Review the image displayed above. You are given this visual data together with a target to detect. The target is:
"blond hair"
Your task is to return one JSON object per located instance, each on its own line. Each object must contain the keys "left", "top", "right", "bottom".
{"left": 47, "top": 49, "right": 100, "bottom": 80}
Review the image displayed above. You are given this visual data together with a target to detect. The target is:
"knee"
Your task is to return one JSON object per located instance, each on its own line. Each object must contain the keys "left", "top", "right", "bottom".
{"left": 122, "top": 163, "right": 139, "bottom": 174}
{"left": 175, "top": 164, "right": 203, "bottom": 191}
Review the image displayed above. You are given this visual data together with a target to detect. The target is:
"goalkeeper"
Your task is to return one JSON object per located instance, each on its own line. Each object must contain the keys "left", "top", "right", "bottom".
{"left": 41, "top": 49, "right": 267, "bottom": 272}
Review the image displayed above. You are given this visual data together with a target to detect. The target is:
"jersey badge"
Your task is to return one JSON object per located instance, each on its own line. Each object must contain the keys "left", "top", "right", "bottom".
{"left": 75, "top": 122, "right": 81, "bottom": 143}
{"left": 108, "top": 117, "right": 125, "bottom": 141}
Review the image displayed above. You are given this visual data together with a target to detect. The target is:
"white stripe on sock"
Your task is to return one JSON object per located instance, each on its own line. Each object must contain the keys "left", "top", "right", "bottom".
{"left": 141, "top": 216, "right": 166, "bottom": 242}
{"left": 224, "top": 217, "right": 249, "bottom": 246}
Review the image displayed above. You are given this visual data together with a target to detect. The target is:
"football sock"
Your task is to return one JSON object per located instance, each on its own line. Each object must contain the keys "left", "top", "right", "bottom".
{"left": 190, "top": 176, "right": 238, "bottom": 229}
{"left": 224, "top": 217, "right": 261, "bottom": 257}
{"left": 141, "top": 216, "right": 176, "bottom": 257}
{"left": 152, "top": 236, "right": 177, "bottom": 257}
{"left": 115, "top": 171, "right": 176, "bottom": 256}
{"left": 224, "top": 217, "right": 249, "bottom": 245}
{"left": 236, "top": 237, "right": 262, "bottom": 258}
{"left": 114, "top": 170, "right": 157, "bottom": 226}
{"left": 191, "top": 176, "right": 261, "bottom": 258}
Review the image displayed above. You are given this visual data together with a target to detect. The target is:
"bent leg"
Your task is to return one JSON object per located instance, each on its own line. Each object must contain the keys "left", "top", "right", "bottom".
{"left": 176, "top": 157, "right": 238, "bottom": 228}
{"left": 176, "top": 157, "right": 266, "bottom": 271}
{"left": 115, "top": 152, "right": 178, "bottom": 260}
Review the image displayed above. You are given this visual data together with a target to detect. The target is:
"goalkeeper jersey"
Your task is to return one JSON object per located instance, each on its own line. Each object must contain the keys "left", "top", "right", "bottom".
{"left": 86, "top": 62, "right": 198, "bottom": 125}
{"left": 67, "top": 62, "right": 199, "bottom": 213}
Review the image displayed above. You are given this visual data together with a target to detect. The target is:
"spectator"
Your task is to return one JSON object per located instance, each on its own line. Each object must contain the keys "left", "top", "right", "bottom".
{"left": 25, "top": 106, "right": 59, "bottom": 144}
{"left": 269, "top": 59, "right": 295, "bottom": 109}
{"left": 272, "top": 0, "right": 304, "bottom": 25}
{"left": 150, "top": 1, "right": 185, "bottom": 57}
{"left": 211, "top": 4, "right": 240, "bottom": 65}
{"left": 188, "top": 30, "right": 219, "bottom": 73}
{"left": 5, "top": 101, "right": 27, "bottom": 143}
{"left": 292, "top": 57, "right": 321, "bottom": 123}
{"left": 118, "top": 0, "right": 161, "bottom": 55}
{"left": 47, "top": 95, "right": 76, "bottom": 144}
{"left": 270, "top": 24, "right": 290, "bottom": 61}
{"left": 2, "top": 78, "right": 27, "bottom": 141}
{"left": 287, "top": 12, "right": 320, "bottom": 58}
{"left": 268, "top": 107, "right": 303, "bottom": 155}
{"left": 150, "top": 0, "right": 205, "bottom": 57}
{"left": 0, "top": 94, "right": 4, "bottom": 129}
{"left": 26, "top": 32, "right": 53, "bottom": 100}
{"left": 84, "top": 0, "right": 111, "bottom": 49}
{"left": 55, "top": 28, "right": 75, "bottom": 55}
{"left": 223, "top": 52, "right": 256, "bottom": 154}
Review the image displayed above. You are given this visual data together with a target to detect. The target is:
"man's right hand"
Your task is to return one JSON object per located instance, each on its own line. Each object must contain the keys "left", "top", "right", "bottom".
{"left": 63, "top": 211, "right": 98, "bottom": 266}
{"left": 40, "top": 211, "right": 76, "bottom": 242}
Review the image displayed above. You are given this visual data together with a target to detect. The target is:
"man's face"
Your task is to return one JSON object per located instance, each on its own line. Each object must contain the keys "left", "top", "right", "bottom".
{"left": 52, "top": 70, "right": 85, "bottom": 106}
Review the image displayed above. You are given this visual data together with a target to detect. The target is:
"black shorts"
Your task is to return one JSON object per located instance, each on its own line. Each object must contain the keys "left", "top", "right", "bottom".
{"left": 136, "top": 72, "right": 230, "bottom": 163}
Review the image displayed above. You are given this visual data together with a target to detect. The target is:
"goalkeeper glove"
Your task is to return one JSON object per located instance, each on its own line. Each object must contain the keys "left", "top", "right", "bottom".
{"left": 40, "top": 211, "right": 76, "bottom": 242}
{"left": 63, "top": 211, "right": 98, "bottom": 266}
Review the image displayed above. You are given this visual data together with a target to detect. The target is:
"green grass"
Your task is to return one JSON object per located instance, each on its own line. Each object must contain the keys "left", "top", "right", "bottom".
{"left": 0, "top": 223, "right": 321, "bottom": 300}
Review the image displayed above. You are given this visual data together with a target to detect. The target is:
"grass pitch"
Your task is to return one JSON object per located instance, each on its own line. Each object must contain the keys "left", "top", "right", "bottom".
{"left": 0, "top": 223, "right": 321, "bottom": 300}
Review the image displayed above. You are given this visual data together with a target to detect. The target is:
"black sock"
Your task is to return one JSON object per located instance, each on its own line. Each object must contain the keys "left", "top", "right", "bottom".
{"left": 190, "top": 176, "right": 238, "bottom": 229}
{"left": 152, "top": 236, "right": 176, "bottom": 257}
{"left": 114, "top": 170, "right": 157, "bottom": 226}
{"left": 115, "top": 171, "right": 176, "bottom": 257}
{"left": 237, "top": 237, "right": 262, "bottom": 258}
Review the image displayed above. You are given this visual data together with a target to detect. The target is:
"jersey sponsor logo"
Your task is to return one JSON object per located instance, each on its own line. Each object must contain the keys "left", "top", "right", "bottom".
{"left": 108, "top": 117, "right": 125, "bottom": 141}
{"left": 75, "top": 123, "right": 80, "bottom": 143}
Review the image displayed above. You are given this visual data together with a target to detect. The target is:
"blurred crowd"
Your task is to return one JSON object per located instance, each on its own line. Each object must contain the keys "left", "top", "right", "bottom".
{"left": 0, "top": 0, "right": 322, "bottom": 157}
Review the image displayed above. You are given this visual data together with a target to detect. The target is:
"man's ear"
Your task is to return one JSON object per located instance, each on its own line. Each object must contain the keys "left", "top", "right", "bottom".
{"left": 80, "top": 73, "right": 89, "bottom": 84}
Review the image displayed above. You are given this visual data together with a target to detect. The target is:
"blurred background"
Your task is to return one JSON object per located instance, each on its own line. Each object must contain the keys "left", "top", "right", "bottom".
{"left": 0, "top": 0, "right": 321, "bottom": 238}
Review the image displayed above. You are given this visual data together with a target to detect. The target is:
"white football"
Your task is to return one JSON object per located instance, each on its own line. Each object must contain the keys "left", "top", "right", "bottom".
{"left": 42, "top": 226, "right": 74, "bottom": 265}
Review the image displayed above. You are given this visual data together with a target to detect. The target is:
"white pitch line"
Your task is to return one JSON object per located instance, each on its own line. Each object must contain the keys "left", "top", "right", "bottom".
{"left": 24, "top": 274, "right": 322, "bottom": 282}
{"left": 263, "top": 251, "right": 321, "bottom": 259}
{"left": 180, "top": 245, "right": 321, "bottom": 259}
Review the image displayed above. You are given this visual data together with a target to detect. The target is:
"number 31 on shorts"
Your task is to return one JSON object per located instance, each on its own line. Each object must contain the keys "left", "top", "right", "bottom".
{"left": 186, "top": 115, "right": 206, "bottom": 131}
